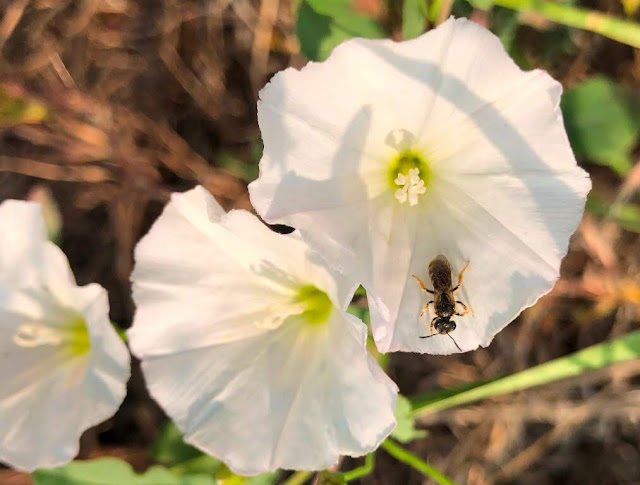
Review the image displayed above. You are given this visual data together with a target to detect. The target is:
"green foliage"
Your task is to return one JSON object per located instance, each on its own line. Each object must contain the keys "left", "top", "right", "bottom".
{"left": 466, "top": 0, "right": 496, "bottom": 11}
{"left": 32, "top": 458, "right": 215, "bottom": 485}
{"left": 491, "top": 9, "right": 522, "bottom": 56}
{"left": 316, "top": 470, "right": 346, "bottom": 485}
{"left": 341, "top": 453, "right": 375, "bottom": 482}
{"left": 0, "top": 87, "right": 48, "bottom": 125}
{"left": 402, "top": 0, "right": 428, "bottom": 39}
{"left": 613, "top": 203, "right": 640, "bottom": 233}
{"left": 586, "top": 194, "right": 640, "bottom": 234}
{"left": 296, "top": 0, "right": 385, "bottom": 61}
{"left": 392, "top": 395, "right": 427, "bottom": 443}
{"left": 380, "top": 440, "right": 457, "bottom": 485}
{"left": 411, "top": 329, "right": 640, "bottom": 416}
{"left": 218, "top": 141, "right": 262, "bottom": 183}
{"left": 152, "top": 422, "right": 207, "bottom": 466}
{"left": 492, "top": 0, "right": 640, "bottom": 48}
{"left": 562, "top": 77, "right": 639, "bottom": 176}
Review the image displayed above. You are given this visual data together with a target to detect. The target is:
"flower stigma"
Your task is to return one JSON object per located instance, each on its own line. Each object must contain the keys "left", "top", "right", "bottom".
{"left": 294, "top": 285, "right": 333, "bottom": 325}
{"left": 387, "top": 149, "right": 431, "bottom": 206}
{"left": 13, "top": 313, "right": 91, "bottom": 357}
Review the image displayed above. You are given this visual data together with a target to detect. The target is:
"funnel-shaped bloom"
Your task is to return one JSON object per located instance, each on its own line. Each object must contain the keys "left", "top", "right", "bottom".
{"left": 0, "top": 200, "right": 130, "bottom": 471}
{"left": 128, "top": 186, "right": 397, "bottom": 475}
{"left": 249, "top": 17, "right": 590, "bottom": 354}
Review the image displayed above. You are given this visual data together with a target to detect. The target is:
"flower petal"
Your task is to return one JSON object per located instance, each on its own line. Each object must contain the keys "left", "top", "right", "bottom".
{"left": 129, "top": 187, "right": 357, "bottom": 357}
{"left": 138, "top": 311, "right": 397, "bottom": 475}
{"left": 130, "top": 186, "right": 396, "bottom": 473}
{"left": 374, "top": 167, "right": 588, "bottom": 353}
{"left": 0, "top": 284, "right": 129, "bottom": 471}
{"left": 0, "top": 200, "right": 46, "bottom": 288}
{"left": 250, "top": 17, "right": 589, "bottom": 354}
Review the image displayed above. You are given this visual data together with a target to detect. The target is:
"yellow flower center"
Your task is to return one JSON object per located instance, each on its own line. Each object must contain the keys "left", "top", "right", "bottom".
{"left": 387, "top": 149, "right": 431, "bottom": 206}
{"left": 13, "top": 312, "right": 91, "bottom": 357}
{"left": 67, "top": 315, "right": 91, "bottom": 356}
{"left": 294, "top": 285, "right": 333, "bottom": 325}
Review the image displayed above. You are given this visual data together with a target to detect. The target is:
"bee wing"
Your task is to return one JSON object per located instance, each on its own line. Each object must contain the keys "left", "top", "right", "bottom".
{"left": 428, "top": 254, "right": 452, "bottom": 290}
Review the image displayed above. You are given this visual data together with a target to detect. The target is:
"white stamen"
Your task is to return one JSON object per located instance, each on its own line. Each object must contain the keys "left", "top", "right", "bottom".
{"left": 13, "top": 323, "right": 64, "bottom": 348}
{"left": 394, "top": 189, "right": 408, "bottom": 204}
{"left": 394, "top": 169, "right": 426, "bottom": 205}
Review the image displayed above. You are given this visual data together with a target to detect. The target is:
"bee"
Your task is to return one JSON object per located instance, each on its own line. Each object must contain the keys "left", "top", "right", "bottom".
{"left": 412, "top": 254, "right": 471, "bottom": 351}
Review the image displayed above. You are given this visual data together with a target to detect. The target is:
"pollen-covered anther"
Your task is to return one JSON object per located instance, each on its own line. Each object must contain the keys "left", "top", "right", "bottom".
{"left": 13, "top": 323, "right": 63, "bottom": 348}
{"left": 394, "top": 168, "right": 427, "bottom": 206}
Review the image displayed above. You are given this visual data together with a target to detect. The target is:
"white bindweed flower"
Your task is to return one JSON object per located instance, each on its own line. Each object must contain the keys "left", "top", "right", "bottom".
{"left": 128, "top": 186, "right": 397, "bottom": 475}
{"left": 0, "top": 200, "right": 130, "bottom": 471}
{"left": 249, "top": 17, "right": 591, "bottom": 354}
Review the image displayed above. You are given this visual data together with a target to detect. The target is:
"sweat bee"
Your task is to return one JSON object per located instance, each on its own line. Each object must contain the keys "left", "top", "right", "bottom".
{"left": 412, "top": 254, "right": 471, "bottom": 351}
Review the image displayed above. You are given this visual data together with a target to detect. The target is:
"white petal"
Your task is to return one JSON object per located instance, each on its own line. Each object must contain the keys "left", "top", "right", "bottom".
{"left": 0, "top": 284, "right": 129, "bottom": 471}
{"left": 130, "top": 186, "right": 395, "bottom": 473}
{"left": 39, "top": 242, "right": 81, "bottom": 308}
{"left": 250, "top": 18, "right": 589, "bottom": 354}
{"left": 375, "top": 169, "right": 588, "bottom": 353}
{"left": 138, "top": 311, "right": 396, "bottom": 475}
{"left": 0, "top": 200, "right": 46, "bottom": 288}
{"left": 129, "top": 187, "right": 357, "bottom": 357}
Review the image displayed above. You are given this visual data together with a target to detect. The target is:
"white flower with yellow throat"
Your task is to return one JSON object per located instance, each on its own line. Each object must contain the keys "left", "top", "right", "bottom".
{"left": 249, "top": 17, "right": 591, "bottom": 354}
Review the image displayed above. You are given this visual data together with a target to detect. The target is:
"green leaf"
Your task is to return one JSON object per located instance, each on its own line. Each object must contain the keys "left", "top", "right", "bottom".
{"left": 246, "top": 472, "right": 280, "bottom": 485}
{"left": 411, "top": 329, "right": 640, "bottom": 416}
{"left": 561, "top": 77, "right": 639, "bottom": 176}
{"left": 584, "top": 194, "right": 640, "bottom": 233}
{"left": 466, "top": 0, "right": 496, "bottom": 11}
{"left": 152, "top": 422, "right": 205, "bottom": 466}
{"left": 613, "top": 203, "right": 640, "bottom": 233}
{"left": 391, "top": 395, "right": 427, "bottom": 443}
{"left": 402, "top": 0, "right": 428, "bottom": 39}
{"left": 296, "top": 0, "right": 385, "bottom": 61}
{"left": 32, "top": 458, "right": 216, "bottom": 485}
{"left": 584, "top": 193, "right": 610, "bottom": 217}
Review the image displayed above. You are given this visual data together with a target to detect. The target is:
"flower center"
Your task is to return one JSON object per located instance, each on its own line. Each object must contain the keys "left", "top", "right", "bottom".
{"left": 294, "top": 285, "right": 333, "bottom": 325}
{"left": 387, "top": 149, "right": 431, "bottom": 206}
{"left": 13, "top": 314, "right": 91, "bottom": 357}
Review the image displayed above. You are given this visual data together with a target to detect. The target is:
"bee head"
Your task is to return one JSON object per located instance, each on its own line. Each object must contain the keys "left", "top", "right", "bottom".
{"left": 434, "top": 317, "right": 456, "bottom": 334}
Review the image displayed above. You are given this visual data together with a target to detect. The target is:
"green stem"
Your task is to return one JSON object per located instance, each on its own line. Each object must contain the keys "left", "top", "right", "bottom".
{"left": 380, "top": 439, "right": 456, "bottom": 485}
{"left": 491, "top": 0, "right": 640, "bottom": 48}
{"left": 411, "top": 329, "right": 640, "bottom": 416}
{"left": 281, "top": 471, "right": 313, "bottom": 485}
{"left": 342, "top": 453, "right": 375, "bottom": 482}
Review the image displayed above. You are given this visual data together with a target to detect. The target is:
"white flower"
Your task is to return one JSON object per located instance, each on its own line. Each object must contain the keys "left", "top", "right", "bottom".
{"left": 0, "top": 200, "right": 130, "bottom": 471}
{"left": 249, "top": 17, "right": 591, "bottom": 354}
{"left": 128, "top": 186, "right": 397, "bottom": 476}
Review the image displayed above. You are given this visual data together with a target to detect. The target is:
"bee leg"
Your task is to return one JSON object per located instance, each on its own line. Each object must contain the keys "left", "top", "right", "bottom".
{"left": 420, "top": 301, "right": 434, "bottom": 317}
{"left": 455, "top": 300, "right": 473, "bottom": 316}
{"left": 430, "top": 317, "right": 438, "bottom": 335}
{"left": 412, "top": 274, "right": 435, "bottom": 294}
{"left": 420, "top": 316, "right": 438, "bottom": 339}
{"left": 452, "top": 259, "right": 470, "bottom": 292}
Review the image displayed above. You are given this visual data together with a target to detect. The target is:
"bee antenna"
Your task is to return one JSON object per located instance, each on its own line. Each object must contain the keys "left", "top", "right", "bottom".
{"left": 447, "top": 333, "right": 462, "bottom": 352}
{"left": 419, "top": 334, "right": 436, "bottom": 339}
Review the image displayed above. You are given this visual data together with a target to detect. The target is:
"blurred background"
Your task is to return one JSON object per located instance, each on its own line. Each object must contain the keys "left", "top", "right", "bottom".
{"left": 1, "top": 0, "right": 639, "bottom": 484}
